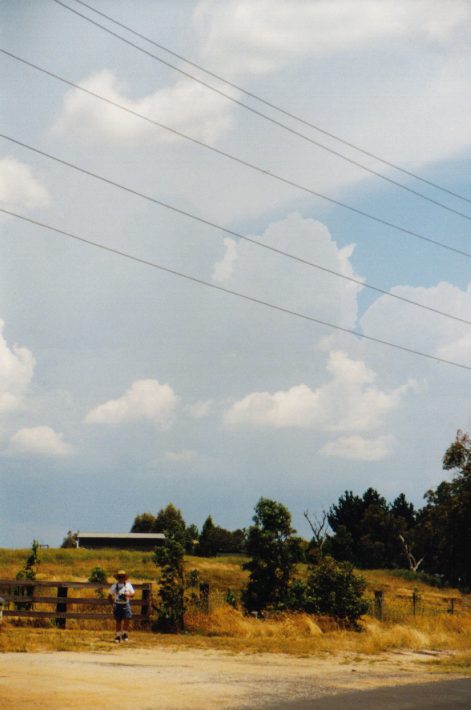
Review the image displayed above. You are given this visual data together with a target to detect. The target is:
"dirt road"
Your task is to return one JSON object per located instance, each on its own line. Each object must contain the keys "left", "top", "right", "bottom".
{"left": 0, "top": 646, "right": 464, "bottom": 709}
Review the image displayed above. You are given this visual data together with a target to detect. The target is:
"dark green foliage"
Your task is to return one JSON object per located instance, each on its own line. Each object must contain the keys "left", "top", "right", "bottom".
{"left": 16, "top": 539, "right": 40, "bottom": 581}
{"left": 304, "top": 556, "right": 368, "bottom": 627}
{"left": 15, "top": 540, "right": 41, "bottom": 610}
{"left": 225, "top": 588, "right": 237, "bottom": 608}
{"left": 88, "top": 566, "right": 108, "bottom": 584}
{"left": 60, "top": 530, "right": 78, "bottom": 548}
{"left": 131, "top": 507, "right": 197, "bottom": 553}
{"left": 242, "top": 498, "right": 302, "bottom": 612}
{"left": 154, "top": 504, "right": 187, "bottom": 547}
{"left": 153, "top": 536, "right": 185, "bottom": 632}
{"left": 130, "top": 512, "right": 156, "bottom": 532}
{"left": 185, "top": 524, "right": 199, "bottom": 554}
{"left": 418, "top": 430, "right": 471, "bottom": 587}
{"left": 187, "top": 569, "right": 200, "bottom": 588}
{"left": 285, "top": 579, "right": 308, "bottom": 610}
{"left": 390, "top": 569, "right": 445, "bottom": 588}
{"left": 198, "top": 515, "right": 246, "bottom": 556}
{"left": 88, "top": 566, "right": 108, "bottom": 598}
{"left": 327, "top": 488, "right": 416, "bottom": 569}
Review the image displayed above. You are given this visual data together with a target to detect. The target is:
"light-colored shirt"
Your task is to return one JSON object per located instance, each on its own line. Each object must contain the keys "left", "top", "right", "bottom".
{"left": 108, "top": 581, "right": 135, "bottom": 604}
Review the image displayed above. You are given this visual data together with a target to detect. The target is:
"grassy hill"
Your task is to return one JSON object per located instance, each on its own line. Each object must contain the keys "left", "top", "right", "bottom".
{"left": 1, "top": 547, "right": 470, "bottom": 666}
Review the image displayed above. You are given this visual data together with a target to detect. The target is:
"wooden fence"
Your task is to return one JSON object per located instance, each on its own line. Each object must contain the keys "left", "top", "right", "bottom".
{"left": 0, "top": 579, "right": 152, "bottom": 628}
{"left": 371, "top": 589, "right": 463, "bottom": 621}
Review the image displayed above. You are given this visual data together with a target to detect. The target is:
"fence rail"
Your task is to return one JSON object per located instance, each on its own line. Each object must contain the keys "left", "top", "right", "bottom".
{"left": 0, "top": 579, "right": 153, "bottom": 628}
{"left": 370, "top": 589, "right": 463, "bottom": 620}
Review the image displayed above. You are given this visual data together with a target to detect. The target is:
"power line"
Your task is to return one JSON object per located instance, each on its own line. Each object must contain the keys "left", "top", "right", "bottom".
{"left": 3, "top": 206, "right": 471, "bottom": 373}
{"left": 3, "top": 132, "right": 471, "bottom": 266}
{"left": 49, "top": 0, "right": 471, "bottom": 220}
{"left": 2, "top": 135, "right": 471, "bottom": 330}
{"left": 69, "top": 0, "right": 471, "bottom": 209}
{"left": 69, "top": 0, "right": 471, "bottom": 207}
{"left": 4, "top": 48, "right": 471, "bottom": 234}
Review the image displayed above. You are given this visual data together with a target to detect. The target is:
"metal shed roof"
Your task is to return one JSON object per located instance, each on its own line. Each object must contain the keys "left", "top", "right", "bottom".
{"left": 77, "top": 532, "right": 165, "bottom": 539}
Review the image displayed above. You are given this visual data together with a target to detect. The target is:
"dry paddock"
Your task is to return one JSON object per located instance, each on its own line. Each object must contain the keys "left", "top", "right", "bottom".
{"left": 0, "top": 634, "right": 466, "bottom": 710}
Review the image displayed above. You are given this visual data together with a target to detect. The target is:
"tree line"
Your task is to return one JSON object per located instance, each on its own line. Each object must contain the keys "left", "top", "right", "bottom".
{"left": 128, "top": 432, "right": 471, "bottom": 590}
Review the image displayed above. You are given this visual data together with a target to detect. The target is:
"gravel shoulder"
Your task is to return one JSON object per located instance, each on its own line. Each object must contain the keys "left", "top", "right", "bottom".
{"left": 1, "top": 646, "right": 466, "bottom": 709}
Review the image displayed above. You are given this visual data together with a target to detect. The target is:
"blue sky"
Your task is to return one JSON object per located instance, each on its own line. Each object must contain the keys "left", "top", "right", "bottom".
{"left": 2, "top": 0, "right": 471, "bottom": 547}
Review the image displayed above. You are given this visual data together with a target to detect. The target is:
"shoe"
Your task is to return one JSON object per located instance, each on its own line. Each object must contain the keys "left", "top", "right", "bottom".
{"left": 114, "top": 635, "right": 121, "bottom": 643}
{"left": 122, "top": 633, "right": 129, "bottom": 642}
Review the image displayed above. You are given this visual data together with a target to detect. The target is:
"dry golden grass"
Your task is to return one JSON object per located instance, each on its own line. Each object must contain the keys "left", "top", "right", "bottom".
{"left": 3, "top": 609, "right": 471, "bottom": 666}
{"left": 184, "top": 555, "right": 249, "bottom": 591}
{"left": 1, "top": 547, "right": 471, "bottom": 668}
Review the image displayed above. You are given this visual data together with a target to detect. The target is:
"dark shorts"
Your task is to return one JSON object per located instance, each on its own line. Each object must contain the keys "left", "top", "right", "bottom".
{"left": 113, "top": 602, "right": 132, "bottom": 620}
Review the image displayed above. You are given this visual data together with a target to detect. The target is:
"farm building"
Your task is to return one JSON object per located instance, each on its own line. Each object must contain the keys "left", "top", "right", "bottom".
{"left": 77, "top": 532, "right": 165, "bottom": 551}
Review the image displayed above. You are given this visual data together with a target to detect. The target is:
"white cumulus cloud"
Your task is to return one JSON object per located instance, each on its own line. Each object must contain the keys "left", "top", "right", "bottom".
{"left": 212, "top": 238, "right": 238, "bottom": 283}
{"left": 0, "top": 157, "right": 50, "bottom": 209}
{"left": 85, "top": 379, "right": 180, "bottom": 429}
{"left": 360, "top": 281, "right": 471, "bottom": 369}
{"left": 195, "top": 0, "right": 470, "bottom": 74}
{"left": 224, "top": 350, "right": 415, "bottom": 431}
{"left": 7, "top": 426, "right": 74, "bottom": 457}
{"left": 217, "top": 213, "right": 363, "bottom": 329}
{"left": 320, "top": 434, "right": 395, "bottom": 461}
{"left": 0, "top": 320, "right": 35, "bottom": 414}
{"left": 54, "top": 70, "right": 235, "bottom": 145}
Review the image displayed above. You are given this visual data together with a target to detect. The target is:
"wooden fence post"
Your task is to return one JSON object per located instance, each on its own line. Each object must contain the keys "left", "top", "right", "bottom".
{"left": 448, "top": 598, "right": 455, "bottom": 615}
{"left": 141, "top": 584, "right": 151, "bottom": 623}
{"left": 412, "top": 591, "right": 419, "bottom": 616}
{"left": 55, "top": 585, "right": 68, "bottom": 628}
{"left": 199, "top": 582, "right": 210, "bottom": 613}
{"left": 374, "top": 590, "right": 384, "bottom": 620}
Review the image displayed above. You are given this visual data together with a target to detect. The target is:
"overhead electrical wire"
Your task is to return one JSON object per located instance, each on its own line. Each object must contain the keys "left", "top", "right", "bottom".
{"left": 2, "top": 132, "right": 471, "bottom": 329}
{"left": 4, "top": 48, "right": 471, "bottom": 233}
{"left": 3, "top": 206, "right": 471, "bottom": 373}
{"left": 3, "top": 132, "right": 471, "bottom": 268}
{"left": 50, "top": 0, "right": 471, "bottom": 218}
{"left": 68, "top": 0, "right": 471, "bottom": 208}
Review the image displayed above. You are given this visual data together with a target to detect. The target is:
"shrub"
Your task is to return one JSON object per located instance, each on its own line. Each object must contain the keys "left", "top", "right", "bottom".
{"left": 305, "top": 556, "right": 368, "bottom": 628}
{"left": 153, "top": 536, "right": 185, "bottom": 632}
{"left": 88, "top": 566, "right": 108, "bottom": 584}
{"left": 187, "top": 569, "right": 200, "bottom": 588}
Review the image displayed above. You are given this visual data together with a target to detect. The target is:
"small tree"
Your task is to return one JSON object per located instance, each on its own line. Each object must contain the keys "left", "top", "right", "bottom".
{"left": 15, "top": 540, "right": 41, "bottom": 610}
{"left": 154, "top": 503, "right": 187, "bottom": 547}
{"left": 61, "top": 530, "right": 78, "bottom": 548}
{"left": 130, "top": 512, "right": 156, "bottom": 533}
{"left": 16, "top": 540, "right": 40, "bottom": 581}
{"left": 242, "top": 498, "right": 301, "bottom": 612}
{"left": 153, "top": 536, "right": 185, "bottom": 632}
{"left": 88, "top": 566, "right": 108, "bottom": 598}
{"left": 305, "top": 556, "right": 368, "bottom": 628}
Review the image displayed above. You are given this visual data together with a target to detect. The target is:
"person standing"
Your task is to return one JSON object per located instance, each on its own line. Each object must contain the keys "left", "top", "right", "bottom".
{"left": 108, "top": 570, "right": 135, "bottom": 643}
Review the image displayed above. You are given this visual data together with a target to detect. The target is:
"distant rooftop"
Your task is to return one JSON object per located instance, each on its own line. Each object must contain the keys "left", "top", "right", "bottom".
{"left": 76, "top": 532, "right": 166, "bottom": 550}
{"left": 78, "top": 532, "right": 165, "bottom": 539}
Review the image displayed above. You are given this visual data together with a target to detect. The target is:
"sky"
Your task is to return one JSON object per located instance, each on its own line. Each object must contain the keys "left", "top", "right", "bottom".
{"left": 1, "top": 0, "right": 471, "bottom": 548}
